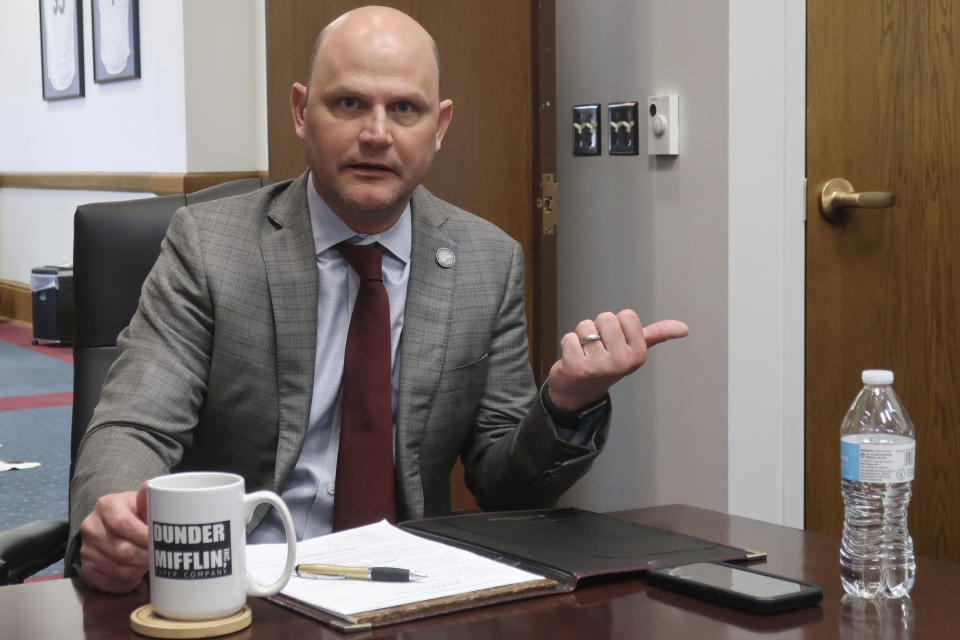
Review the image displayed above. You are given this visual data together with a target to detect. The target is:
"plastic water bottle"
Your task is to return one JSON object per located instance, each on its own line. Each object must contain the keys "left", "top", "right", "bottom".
{"left": 839, "top": 369, "right": 916, "bottom": 598}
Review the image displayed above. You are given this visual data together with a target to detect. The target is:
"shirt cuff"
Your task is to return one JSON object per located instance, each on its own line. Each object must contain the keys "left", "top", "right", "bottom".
{"left": 540, "top": 382, "right": 610, "bottom": 448}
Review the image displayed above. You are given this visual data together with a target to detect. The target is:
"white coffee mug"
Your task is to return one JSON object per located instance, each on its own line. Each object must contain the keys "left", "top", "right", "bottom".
{"left": 146, "top": 472, "right": 297, "bottom": 620}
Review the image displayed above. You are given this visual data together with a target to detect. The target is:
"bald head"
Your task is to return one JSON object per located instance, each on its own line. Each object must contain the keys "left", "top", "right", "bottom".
{"left": 289, "top": 4, "right": 454, "bottom": 233}
{"left": 308, "top": 6, "right": 441, "bottom": 92}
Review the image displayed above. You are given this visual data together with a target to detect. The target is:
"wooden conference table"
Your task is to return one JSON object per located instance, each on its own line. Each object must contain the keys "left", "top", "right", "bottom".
{"left": 1, "top": 504, "right": 954, "bottom": 639}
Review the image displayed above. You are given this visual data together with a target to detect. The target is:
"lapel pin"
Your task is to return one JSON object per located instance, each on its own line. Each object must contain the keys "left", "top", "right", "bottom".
{"left": 435, "top": 247, "right": 456, "bottom": 268}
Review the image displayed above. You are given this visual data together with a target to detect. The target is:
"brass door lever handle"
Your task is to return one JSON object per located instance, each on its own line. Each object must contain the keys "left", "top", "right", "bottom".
{"left": 819, "top": 178, "right": 895, "bottom": 221}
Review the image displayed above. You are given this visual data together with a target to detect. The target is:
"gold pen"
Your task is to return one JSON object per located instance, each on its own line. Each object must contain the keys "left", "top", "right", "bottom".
{"left": 295, "top": 563, "right": 427, "bottom": 582}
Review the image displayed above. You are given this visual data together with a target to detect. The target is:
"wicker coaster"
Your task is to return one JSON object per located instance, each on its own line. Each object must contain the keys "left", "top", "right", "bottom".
{"left": 129, "top": 604, "right": 252, "bottom": 638}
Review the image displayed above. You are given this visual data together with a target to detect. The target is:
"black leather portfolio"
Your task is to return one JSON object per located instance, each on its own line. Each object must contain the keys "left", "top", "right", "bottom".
{"left": 403, "top": 507, "right": 756, "bottom": 587}
{"left": 269, "top": 507, "right": 757, "bottom": 632}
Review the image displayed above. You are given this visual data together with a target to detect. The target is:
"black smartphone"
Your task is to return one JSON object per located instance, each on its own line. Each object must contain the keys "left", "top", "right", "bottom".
{"left": 645, "top": 561, "right": 823, "bottom": 614}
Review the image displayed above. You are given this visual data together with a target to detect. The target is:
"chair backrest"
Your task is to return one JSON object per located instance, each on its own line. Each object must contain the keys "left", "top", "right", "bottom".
{"left": 70, "top": 178, "right": 274, "bottom": 474}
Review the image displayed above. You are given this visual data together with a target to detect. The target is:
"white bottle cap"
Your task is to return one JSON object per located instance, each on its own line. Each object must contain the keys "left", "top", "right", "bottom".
{"left": 862, "top": 369, "right": 894, "bottom": 385}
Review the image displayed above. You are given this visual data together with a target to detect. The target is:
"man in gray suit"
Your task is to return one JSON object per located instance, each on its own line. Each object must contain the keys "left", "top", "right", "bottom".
{"left": 71, "top": 6, "right": 688, "bottom": 593}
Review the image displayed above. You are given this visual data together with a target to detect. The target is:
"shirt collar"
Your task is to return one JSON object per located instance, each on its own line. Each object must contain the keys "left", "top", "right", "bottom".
{"left": 306, "top": 172, "right": 411, "bottom": 265}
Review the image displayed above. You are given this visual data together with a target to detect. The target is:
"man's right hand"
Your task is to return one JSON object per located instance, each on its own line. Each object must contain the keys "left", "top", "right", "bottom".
{"left": 78, "top": 483, "right": 149, "bottom": 593}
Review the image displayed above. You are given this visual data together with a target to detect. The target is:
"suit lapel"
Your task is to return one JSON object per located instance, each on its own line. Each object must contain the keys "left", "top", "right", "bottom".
{"left": 396, "top": 186, "right": 456, "bottom": 518}
{"left": 259, "top": 173, "right": 318, "bottom": 491}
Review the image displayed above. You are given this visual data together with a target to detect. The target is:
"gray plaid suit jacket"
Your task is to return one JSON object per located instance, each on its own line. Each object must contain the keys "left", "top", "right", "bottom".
{"left": 67, "top": 174, "right": 606, "bottom": 567}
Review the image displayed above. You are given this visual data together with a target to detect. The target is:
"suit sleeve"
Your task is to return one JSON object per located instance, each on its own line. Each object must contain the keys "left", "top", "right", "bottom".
{"left": 66, "top": 206, "right": 214, "bottom": 571}
{"left": 460, "top": 241, "right": 610, "bottom": 510}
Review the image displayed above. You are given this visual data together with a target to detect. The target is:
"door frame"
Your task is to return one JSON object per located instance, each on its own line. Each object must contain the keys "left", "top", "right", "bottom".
{"left": 727, "top": 0, "right": 806, "bottom": 528}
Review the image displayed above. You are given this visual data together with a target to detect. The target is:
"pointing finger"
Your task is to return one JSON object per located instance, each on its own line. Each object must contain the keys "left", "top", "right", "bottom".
{"left": 642, "top": 319, "right": 690, "bottom": 348}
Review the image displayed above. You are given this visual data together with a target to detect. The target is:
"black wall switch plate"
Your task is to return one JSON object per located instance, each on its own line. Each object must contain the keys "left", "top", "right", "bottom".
{"left": 573, "top": 104, "right": 601, "bottom": 156}
{"left": 608, "top": 101, "right": 639, "bottom": 155}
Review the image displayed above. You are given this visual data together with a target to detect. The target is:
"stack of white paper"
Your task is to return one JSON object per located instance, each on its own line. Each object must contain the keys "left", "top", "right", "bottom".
{"left": 246, "top": 520, "right": 550, "bottom": 623}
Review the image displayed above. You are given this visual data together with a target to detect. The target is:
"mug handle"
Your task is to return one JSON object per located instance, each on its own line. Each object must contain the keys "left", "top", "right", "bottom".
{"left": 242, "top": 491, "right": 297, "bottom": 597}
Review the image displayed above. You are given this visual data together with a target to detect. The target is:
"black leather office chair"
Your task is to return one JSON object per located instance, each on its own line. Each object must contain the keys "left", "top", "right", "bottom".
{"left": 0, "top": 178, "right": 274, "bottom": 584}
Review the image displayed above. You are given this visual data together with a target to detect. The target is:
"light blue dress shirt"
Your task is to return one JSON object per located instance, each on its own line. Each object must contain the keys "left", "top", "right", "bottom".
{"left": 249, "top": 175, "right": 410, "bottom": 543}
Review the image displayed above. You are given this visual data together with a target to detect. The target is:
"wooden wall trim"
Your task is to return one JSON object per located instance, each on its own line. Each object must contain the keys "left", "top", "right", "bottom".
{"left": 0, "top": 171, "right": 268, "bottom": 195}
{"left": 0, "top": 279, "right": 33, "bottom": 325}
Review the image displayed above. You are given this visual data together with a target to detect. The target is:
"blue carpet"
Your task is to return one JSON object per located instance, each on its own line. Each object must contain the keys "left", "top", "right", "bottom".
{"left": 0, "top": 330, "right": 72, "bottom": 577}
{"left": 0, "top": 340, "right": 73, "bottom": 397}
{"left": 0, "top": 406, "right": 71, "bottom": 526}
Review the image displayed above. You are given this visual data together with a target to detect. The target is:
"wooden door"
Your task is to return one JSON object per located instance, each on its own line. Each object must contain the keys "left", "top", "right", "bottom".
{"left": 265, "top": 1, "right": 556, "bottom": 511}
{"left": 806, "top": 1, "right": 960, "bottom": 561}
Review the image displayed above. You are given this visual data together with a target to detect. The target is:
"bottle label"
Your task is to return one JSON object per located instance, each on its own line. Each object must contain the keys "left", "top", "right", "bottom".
{"left": 841, "top": 435, "right": 915, "bottom": 483}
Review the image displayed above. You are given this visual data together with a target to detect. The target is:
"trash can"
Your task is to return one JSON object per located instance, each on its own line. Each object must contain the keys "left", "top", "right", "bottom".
{"left": 30, "top": 266, "right": 74, "bottom": 345}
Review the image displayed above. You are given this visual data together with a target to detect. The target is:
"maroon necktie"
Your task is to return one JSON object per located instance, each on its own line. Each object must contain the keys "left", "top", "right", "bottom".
{"left": 332, "top": 242, "right": 396, "bottom": 530}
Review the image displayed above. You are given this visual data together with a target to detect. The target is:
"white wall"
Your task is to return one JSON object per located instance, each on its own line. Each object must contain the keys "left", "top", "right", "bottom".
{"left": 0, "top": 188, "right": 150, "bottom": 277}
{"left": 0, "top": 0, "right": 267, "bottom": 283}
{"left": 0, "top": 1, "right": 187, "bottom": 173}
{"left": 556, "top": 0, "right": 730, "bottom": 514}
{"left": 183, "top": 0, "right": 265, "bottom": 171}
{"left": 727, "top": 0, "right": 805, "bottom": 527}
{"left": 556, "top": 0, "right": 804, "bottom": 526}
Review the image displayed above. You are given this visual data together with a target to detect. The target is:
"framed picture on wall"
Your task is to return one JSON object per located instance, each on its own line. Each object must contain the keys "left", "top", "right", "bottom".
{"left": 91, "top": 0, "right": 140, "bottom": 83}
{"left": 39, "top": 0, "right": 85, "bottom": 100}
